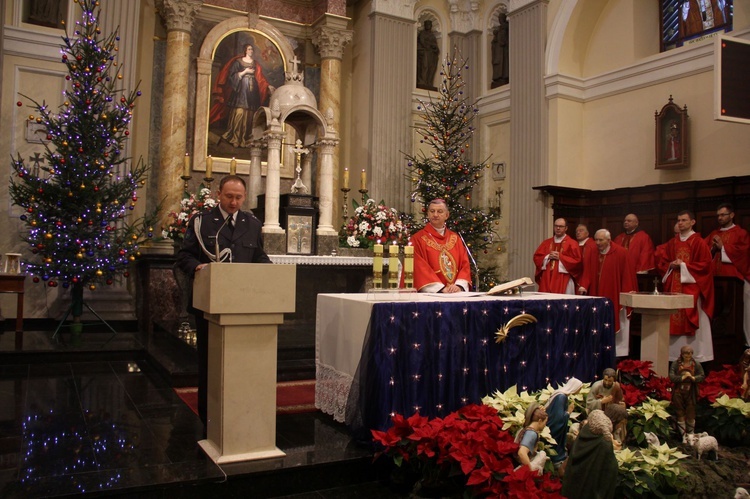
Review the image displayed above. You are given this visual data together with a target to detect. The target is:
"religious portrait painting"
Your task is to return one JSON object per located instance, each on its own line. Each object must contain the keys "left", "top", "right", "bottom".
{"left": 655, "top": 96, "right": 689, "bottom": 169}
{"left": 207, "top": 30, "right": 286, "bottom": 163}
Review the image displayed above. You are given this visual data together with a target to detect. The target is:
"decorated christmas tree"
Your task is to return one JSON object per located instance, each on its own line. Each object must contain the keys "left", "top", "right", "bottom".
{"left": 9, "top": 0, "right": 156, "bottom": 327}
{"left": 405, "top": 50, "right": 500, "bottom": 289}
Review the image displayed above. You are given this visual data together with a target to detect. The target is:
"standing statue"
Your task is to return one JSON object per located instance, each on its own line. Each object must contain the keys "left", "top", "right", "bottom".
{"left": 491, "top": 14, "right": 509, "bottom": 89}
{"left": 417, "top": 20, "right": 440, "bottom": 90}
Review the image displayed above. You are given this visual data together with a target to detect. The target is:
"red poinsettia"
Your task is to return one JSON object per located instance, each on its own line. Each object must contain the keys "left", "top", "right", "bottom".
{"left": 699, "top": 364, "right": 743, "bottom": 402}
{"left": 617, "top": 359, "right": 672, "bottom": 404}
{"left": 372, "top": 404, "right": 563, "bottom": 497}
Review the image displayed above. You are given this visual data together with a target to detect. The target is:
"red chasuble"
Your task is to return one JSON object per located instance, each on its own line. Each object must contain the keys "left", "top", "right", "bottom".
{"left": 533, "top": 235, "right": 582, "bottom": 294}
{"left": 614, "top": 230, "right": 655, "bottom": 273}
{"left": 589, "top": 244, "right": 638, "bottom": 332}
{"left": 657, "top": 233, "right": 715, "bottom": 336}
{"left": 704, "top": 225, "right": 750, "bottom": 281}
{"left": 412, "top": 225, "right": 472, "bottom": 291}
{"left": 575, "top": 238, "right": 599, "bottom": 295}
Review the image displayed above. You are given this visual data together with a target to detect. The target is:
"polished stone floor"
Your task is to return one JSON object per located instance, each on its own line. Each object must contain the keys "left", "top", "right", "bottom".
{"left": 0, "top": 329, "right": 402, "bottom": 498}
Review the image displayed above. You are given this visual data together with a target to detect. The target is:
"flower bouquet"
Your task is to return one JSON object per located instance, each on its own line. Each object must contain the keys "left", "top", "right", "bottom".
{"left": 162, "top": 184, "right": 217, "bottom": 241}
{"left": 339, "top": 197, "right": 410, "bottom": 249}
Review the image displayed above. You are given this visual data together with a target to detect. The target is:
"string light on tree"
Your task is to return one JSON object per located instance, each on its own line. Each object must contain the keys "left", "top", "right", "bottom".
{"left": 8, "top": 0, "right": 158, "bottom": 328}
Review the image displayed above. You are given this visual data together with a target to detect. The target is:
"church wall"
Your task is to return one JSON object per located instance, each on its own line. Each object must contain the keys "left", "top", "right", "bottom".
{"left": 547, "top": 98, "right": 584, "bottom": 187}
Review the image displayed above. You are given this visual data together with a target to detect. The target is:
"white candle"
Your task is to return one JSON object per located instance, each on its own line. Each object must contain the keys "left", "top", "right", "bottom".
{"left": 205, "top": 155, "right": 213, "bottom": 178}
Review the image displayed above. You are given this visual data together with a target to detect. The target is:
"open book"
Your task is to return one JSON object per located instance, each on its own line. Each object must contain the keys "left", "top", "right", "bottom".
{"left": 486, "top": 277, "right": 534, "bottom": 296}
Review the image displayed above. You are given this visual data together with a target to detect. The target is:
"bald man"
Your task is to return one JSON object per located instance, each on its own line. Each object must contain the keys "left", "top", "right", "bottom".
{"left": 533, "top": 218, "right": 582, "bottom": 294}
{"left": 614, "top": 214, "right": 655, "bottom": 274}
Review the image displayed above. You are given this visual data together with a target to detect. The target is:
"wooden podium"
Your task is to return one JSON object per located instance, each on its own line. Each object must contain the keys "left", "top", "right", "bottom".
{"left": 193, "top": 263, "right": 296, "bottom": 463}
{"left": 621, "top": 292, "right": 693, "bottom": 377}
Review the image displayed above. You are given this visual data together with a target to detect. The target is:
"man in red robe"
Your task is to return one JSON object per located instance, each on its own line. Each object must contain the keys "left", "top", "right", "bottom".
{"left": 614, "top": 214, "right": 655, "bottom": 275}
{"left": 584, "top": 229, "right": 638, "bottom": 357}
{"left": 657, "top": 210, "right": 715, "bottom": 362}
{"left": 533, "top": 218, "right": 582, "bottom": 294}
{"left": 575, "top": 224, "right": 598, "bottom": 296}
{"left": 704, "top": 202, "right": 750, "bottom": 346}
{"left": 413, "top": 199, "right": 472, "bottom": 293}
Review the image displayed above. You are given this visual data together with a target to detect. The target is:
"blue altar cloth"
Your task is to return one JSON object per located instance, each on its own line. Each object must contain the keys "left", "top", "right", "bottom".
{"left": 350, "top": 294, "right": 615, "bottom": 432}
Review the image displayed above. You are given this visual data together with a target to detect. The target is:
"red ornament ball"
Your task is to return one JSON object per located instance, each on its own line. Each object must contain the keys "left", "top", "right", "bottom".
{"left": 33, "top": 277, "right": 40, "bottom": 283}
{"left": 16, "top": 101, "right": 22, "bottom": 107}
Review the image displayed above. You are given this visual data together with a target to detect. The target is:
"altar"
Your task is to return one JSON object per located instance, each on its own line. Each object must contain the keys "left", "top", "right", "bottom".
{"left": 315, "top": 292, "right": 616, "bottom": 432}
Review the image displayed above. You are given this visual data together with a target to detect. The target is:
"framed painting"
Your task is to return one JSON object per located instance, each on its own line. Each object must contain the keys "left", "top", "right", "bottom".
{"left": 655, "top": 96, "right": 689, "bottom": 169}
{"left": 207, "top": 30, "right": 290, "bottom": 174}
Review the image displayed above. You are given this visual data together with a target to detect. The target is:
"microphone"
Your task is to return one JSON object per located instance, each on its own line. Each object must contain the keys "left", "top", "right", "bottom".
{"left": 214, "top": 214, "right": 233, "bottom": 263}
{"left": 457, "top": 231, "right": 479, "bottom": 291}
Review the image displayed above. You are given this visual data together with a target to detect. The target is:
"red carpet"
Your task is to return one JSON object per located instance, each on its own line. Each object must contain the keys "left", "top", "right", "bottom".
{"left": 175, "top": 380, "right": 316, "bottom": 416}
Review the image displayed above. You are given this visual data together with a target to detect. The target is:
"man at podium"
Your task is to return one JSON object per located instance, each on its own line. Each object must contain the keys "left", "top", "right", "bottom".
{"left": 176, "top": 175, "right": 272, "bottom": 428}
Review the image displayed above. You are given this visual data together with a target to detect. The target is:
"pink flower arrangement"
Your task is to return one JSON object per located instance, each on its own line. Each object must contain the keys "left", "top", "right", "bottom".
{"left": 340, "top": 198, "right": 410, "bottom": 249}
{"left": 371, "top": 404, "right": 562, "bottom": 497}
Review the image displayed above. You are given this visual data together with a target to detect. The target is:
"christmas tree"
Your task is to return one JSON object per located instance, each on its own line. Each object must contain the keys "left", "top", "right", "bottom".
{"left": 405, "top": 50, "right": 500, "bottom": 290}
{"left": 9, "top": 0, "right": 156, "bottom": 325}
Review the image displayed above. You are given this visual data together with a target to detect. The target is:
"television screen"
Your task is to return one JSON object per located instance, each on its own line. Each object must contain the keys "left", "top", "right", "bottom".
{"left": 715, "top": 35, "right": 750, "bottom": 124}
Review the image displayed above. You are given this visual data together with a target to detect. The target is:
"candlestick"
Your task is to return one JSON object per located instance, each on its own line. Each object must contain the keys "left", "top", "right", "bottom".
{"left": 388, "top": 243, "right": 399, "bottom": 289}
{"left": 341, "top": 186, "right": 351, "bottom": 222}
{"left": 343, "top": 167, "right": 350, "bottom": 190}
{"left": 205, "top": 155, "right": 213, "bottom": 179}
{"left": 230, "top": 157, "right": 237, "bottom": 175}
{"left": 373, "top": 243, "right": 383, "bottom": 289}
{"left": 360, "top": 168, "right": 366, "bottom": 190}
{"left": 183, "top": 153, "right": 191, "bottom": 177}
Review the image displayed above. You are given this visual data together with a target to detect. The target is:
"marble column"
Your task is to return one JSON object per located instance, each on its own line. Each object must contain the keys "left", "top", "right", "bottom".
{"left": 249, "top": 140, "right": 264, "bottom": 209}
{"left": 153, "top": 0, "right": 202, "bottom": 252}
{"left": 311, "top": 21, "right": 352, "bottom": 226}
{"left": 507, "top": 0, "right": 550, "bottom": 280}
{"left": 316, "top": 138, "right": 339, "bottom": 235}
{"left": 263, "top": 130, "right": 286, "bottom": 234}
{"left": 301, "top": 150, "right": 313, "bottom": 196}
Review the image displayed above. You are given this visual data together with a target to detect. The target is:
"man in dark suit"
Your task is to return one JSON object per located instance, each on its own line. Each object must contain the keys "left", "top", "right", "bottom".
{"left": 176, "top": 175, "right": 271, "bottom": 428}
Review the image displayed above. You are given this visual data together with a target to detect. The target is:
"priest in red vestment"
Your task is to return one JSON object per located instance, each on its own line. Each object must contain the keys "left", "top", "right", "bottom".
{"left": 582, "top": 229, "right": 638, "bottom": 357}
{"left": 614, "top": 214, "right": 655, "bottom": 275}
{"left": 412, "top": 199, "right": 472, "bottom": 293}
{"left": 533, "top": 218, "right": 582, "bottom": 294}
{"left": 575, "top": 224, "right": 599, "bottom": 296}
{"left": 657, "top": 210, "right": 715, "bottom": 362}
{"left": 704, "top": 202, "right": 750, "bottom": 346}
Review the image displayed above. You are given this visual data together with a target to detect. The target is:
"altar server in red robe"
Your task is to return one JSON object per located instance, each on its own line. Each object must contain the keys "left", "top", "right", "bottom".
{"left": 575, "top": 224, "right": 598, "bottom": 296}
{"left": 533, "top": 218, "right": 582, "bottom": 294}
{"left": 413, "top": 199, "right": 472, "bottom": 293}
{"left": 584, "top": 229, "right": 638, "bottom": 357}
{"left": 614, "top": 213, "right": 656, "bottom": 275}
{"left": 657, "top": 210, "right": 715, "bottom": 362}
{"left": 704, "top": 202, "right": 750, "bottom": 346}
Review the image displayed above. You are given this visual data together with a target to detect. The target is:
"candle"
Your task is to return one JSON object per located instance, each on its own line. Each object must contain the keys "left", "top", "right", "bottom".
{"left": 360, "top": 168, "right": 366, "bottom": 190}
{"left": 373, "top": 243, "right": 383, "bottom": 288}
{"left": 230, "top": 157, "right": 237, "bottom": 175}
{"left": 404, "top": 244, "right": 414, "bottom": 273}
{"left": 183, "top": 153, "right": 190, "bottom": 177}
{"left": 389, "top": 243, "right": 399, "bottom": 270}
{"left": 343, "top": 168, "right": 349, "bottom": 189}
{"left": 205, "top": 155, "right": 213, "bottom": 178}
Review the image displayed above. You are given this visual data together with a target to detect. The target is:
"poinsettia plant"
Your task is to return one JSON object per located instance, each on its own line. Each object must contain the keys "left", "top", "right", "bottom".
{"left": 371, "top": 404, "right": 563, "bottom": 497}
{"left": 162, "top": 184, "right": 217, "bottom": 241}
{"left": 699, "top": 364, "right": 744, "bottom": 402}
{"left": 339, "top": 197, "right": 410, "bottom": 249}
{"left": 617, "top": 359, "right": 672, "bottom": 406}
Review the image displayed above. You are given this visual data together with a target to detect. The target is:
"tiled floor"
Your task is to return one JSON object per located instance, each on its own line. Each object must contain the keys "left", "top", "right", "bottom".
{"left": 0, "top": 349, "right": 402, "bottom": 498}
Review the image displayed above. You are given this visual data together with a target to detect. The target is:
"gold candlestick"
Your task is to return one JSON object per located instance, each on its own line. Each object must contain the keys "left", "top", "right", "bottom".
{"left": 341, "top": 187, "right": 351, "bottom": 221}
{"left": 181, "top": 173, "right": 192, "bottom": 192}
{"left": 359, "top": 188, "right": 368, "bottom": 203}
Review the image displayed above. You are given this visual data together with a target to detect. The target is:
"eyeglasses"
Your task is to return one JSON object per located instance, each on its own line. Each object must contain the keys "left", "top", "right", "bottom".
{"left": 554, "top": 225, "right": 567, "bottom": 228}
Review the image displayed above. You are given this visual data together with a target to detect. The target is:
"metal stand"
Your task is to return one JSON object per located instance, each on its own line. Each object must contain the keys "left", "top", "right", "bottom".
{"left": 341, "top": 187, "right": 350, "bottom": 221}
{"left": 51, "top": 300, "right": 118, "bottom": 346}
{"left": 359, "top": 188, "right": 368, "bottom": 203}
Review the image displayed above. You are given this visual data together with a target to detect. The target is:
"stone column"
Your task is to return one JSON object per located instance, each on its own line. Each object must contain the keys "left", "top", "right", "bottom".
{"left": 263, "top": 130, "right": 286, "bottom": 234}
{"left": 301, "top": 150, "right": 313, "bottom": 196}
{"left": 367, "top": 3, "right": 415, "bottom": 213}
{"left": 316, "top": 137, "right": 340, "bottom": 254}
{"left": 153, "top": 0, "right": 202, "bottom": 252}
{"left": 507, "top": 0, "right": 550, "bottom": 280}
{"left": 311, "top": 20, "right": 352, "bottom": 220}
{"left": 249, "top": 140, "right": 264, "bottom": 209}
